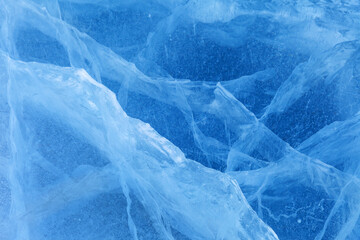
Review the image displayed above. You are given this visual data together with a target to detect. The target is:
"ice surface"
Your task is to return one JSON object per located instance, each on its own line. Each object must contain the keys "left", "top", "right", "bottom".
{"left": 298, "top": 114, "right": 360, "bottom": 176}
{"left": 1, "top": 0, "right": 360, "bottom": 239}
{"left": 263, "top": 40, "right": 360, "bottom": 146}
{"left": 1, "top": 54, "right": 278, "bottom": 239}
{"left": 229, "top": 152, "right": 360, "bottom": 240}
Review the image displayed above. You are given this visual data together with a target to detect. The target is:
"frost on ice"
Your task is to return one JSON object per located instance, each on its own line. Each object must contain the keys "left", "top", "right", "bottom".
{"left": 0, "top": 0, "right": 360, "bottom": 239}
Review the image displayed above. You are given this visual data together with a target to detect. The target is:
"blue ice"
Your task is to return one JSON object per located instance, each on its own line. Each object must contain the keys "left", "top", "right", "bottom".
{"left": 0, "top": 0, "right": 360, "bottom": 239}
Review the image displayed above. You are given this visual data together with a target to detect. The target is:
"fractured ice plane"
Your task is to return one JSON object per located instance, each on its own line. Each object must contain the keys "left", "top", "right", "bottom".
{"left": 1, "top": 54, "right": 278, "bottom": 239}
{"left": 1, "top": 0, "right": 360, "bottom": 239}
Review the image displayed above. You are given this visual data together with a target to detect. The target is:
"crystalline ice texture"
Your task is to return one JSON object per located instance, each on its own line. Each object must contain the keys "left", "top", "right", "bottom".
{"left": 0, "top": 0, "right": 360, "bottom": 239}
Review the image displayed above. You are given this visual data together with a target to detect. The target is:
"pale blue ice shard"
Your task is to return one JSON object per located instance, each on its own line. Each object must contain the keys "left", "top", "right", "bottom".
{"left": 263, "top": 41, "right": 360, "bottom": 146}
{"left": 298, "top": 114, "right": 360, "bottom": 177}
{"left": 0, "top": 53, "right": 278, "bottom": 240}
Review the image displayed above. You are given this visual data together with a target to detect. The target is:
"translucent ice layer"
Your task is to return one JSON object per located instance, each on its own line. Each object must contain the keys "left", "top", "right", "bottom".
{"left": 0, "top": 53, "right": 278, "bottom": 239}
{"left": 0, "top": 0, "right": 360, "bottom": 239}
